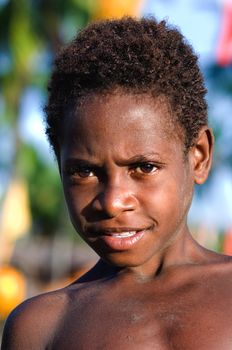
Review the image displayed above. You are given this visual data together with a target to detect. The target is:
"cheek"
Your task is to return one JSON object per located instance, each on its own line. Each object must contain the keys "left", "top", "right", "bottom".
{"left": 140, "top": 178, "right": 191, "bottom": 223}
{"left": 63, "top": 185, "right": 89, "bottom": 227}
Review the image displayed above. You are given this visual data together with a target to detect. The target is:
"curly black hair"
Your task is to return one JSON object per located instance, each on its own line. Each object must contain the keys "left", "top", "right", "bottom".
{"left": 44, "top": 16, "right": 208, "bottom": 157}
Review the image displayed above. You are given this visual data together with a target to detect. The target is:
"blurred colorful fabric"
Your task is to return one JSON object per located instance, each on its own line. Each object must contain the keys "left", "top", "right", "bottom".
{"left": 223, "top": 229, "right": 232, "bottom": 255}
{"left": 217, "top": 0, "right": 232, "bottom": 66}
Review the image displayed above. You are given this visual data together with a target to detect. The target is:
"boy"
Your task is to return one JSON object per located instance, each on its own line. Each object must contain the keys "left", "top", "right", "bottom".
{"left": 2, "top": 17, "right": 232, "bottom": 350}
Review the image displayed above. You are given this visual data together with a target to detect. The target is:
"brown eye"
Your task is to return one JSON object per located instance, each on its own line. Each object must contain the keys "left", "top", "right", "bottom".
{"left": 67, "top": 166, "right": 95, "bottom": 178}
{"left": 76, "top": 168, "right": 94, "bottom": 178}
{"left": 135, "top": 163, "right": 157, "bottom": 174}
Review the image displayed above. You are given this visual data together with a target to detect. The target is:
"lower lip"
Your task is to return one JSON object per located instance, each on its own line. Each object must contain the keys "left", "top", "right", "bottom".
{"left": 99, "top": 230, "right": 146, "bottom": 251}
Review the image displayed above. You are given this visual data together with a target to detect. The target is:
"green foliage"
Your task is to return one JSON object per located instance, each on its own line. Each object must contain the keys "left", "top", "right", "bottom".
{"left": 0, "top": 0, "right": 94, "bottom": 237}
{"left": 17, "top": 143, "right": 64, "bottom": 235}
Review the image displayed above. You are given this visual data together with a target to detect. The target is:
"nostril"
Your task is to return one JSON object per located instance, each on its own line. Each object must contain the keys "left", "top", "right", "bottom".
{"left": 92, "top": 186, "right": 137, "bottom": 217}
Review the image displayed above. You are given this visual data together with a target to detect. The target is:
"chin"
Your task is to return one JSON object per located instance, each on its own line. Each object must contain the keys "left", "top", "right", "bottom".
{"left": 98, "top": 251, "right": 151, "bottom": 269}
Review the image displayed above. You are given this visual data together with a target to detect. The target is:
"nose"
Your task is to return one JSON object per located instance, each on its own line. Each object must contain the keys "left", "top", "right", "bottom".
{"left": 92, "top": 179, "right": 137, "bottom": 218}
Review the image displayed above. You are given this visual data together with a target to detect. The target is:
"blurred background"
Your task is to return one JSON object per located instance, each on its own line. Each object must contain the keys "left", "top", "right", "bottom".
{"left": 0, "top": 0, "right": 232, "bottom": 332}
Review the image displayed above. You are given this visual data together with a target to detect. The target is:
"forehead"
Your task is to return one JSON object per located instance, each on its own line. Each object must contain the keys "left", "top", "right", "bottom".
{"left": 61, "top": 92, "right": 184, "bottom": 159}
{"left": 67, "top": 92, "right": 181, "bottom": 132}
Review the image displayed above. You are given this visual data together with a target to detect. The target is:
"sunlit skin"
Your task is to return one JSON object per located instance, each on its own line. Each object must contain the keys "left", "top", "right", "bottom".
{"left": 60, "top": 93, "right": 196, "bottom": 274}
{"left": 3, "top": 92, "right": 232, "bottom": 350}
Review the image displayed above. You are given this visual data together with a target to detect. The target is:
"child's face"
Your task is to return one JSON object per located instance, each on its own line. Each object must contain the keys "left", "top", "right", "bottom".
{"left": 59, "top": 93, "right": 195, "bottom": 270}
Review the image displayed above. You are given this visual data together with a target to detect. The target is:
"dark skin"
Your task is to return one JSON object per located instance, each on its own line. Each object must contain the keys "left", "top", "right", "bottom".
{"left": 2, "top": 92, "right": 232, "bottom": 350}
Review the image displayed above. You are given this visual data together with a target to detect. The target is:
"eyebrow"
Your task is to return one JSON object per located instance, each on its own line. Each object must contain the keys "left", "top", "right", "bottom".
{"left": 63, "top": 153, "right": 162, "bottom": 168}
{"left": 117, "top": 153, "right": 162, "bottom": 166}
{"left": 63, "top": 158, "right": 95, "bottom": 167}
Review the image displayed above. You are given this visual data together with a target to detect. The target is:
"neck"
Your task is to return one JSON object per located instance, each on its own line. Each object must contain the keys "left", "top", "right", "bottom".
{"left": 101, "top": 229, "right": 207, "bottom": 281}
{"left": 84, "top": 227, "right": 209, "bottom": 283}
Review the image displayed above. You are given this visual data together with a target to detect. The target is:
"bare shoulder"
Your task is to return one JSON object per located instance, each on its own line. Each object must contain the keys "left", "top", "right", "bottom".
{"left": 212, "top": 252, "right": 232, "bottom": 282}
{"left": 204, "top": 249, "right": 232, "bottom": 271}
{"left": 1, "top": 261, "right": 109, "bottom": 349}
{"left": 180, "top": 248, "right": 232, "bottom": 296}
{"left": 198, "top": 249, "right": 232, "bottom": 294}
{"left": 200, "top": 248, "right": 232, "bottom": 273}
{"left": 1, "top": 287, "right": 70, "bottom": 350}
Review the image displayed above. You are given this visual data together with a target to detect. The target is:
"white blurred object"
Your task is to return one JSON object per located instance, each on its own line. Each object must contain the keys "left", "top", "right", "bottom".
{"left": 0, "top": 177, "right": 31, "bottom": 263}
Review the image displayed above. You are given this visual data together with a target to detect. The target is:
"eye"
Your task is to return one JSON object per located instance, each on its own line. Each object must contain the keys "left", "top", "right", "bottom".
{"left": 132, "top": 163, "right": 158, "bottom": 175}
{"left": 66, "top": 166, "right": 95, "bottom": 178}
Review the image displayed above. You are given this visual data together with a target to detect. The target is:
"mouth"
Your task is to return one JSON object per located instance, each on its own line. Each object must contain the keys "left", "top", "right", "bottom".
{"left": 86, "top": 227, "right": 151, "bottom": 251}
{"left": 107, "top": 231, "right": 139, "bottom": 238}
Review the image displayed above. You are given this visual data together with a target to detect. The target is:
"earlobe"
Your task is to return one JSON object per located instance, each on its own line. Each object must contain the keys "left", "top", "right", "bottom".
{"left": 191, "top": 127, "right": 214, "bottom": 185}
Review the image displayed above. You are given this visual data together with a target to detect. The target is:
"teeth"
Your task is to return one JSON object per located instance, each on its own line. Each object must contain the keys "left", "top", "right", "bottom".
{"left": 112, "top": 231, "right": 137, "bottom": 238}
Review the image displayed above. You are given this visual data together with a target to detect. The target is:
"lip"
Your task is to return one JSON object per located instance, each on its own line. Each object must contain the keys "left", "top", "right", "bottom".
{"left": 87, "top": 227, "right": 150, "bottom": 251}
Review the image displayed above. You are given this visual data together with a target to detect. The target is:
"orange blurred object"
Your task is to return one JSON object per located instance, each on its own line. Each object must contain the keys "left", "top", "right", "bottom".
{"left": 0, "top": 266, "right": 26, "bottom": 319}
{"left": 92, "top": 0, "right": 145, "bottom": 20}
{"left": 223, "top": 229, "right": 232, "bottom": 255}
{"left": 216, "top": 0, "right": 232, "bottom": 66}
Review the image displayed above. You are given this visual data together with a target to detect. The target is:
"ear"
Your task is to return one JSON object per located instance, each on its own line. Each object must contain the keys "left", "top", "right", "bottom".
{"left": 190, "top": 127, "right": 214, "bottom": 185}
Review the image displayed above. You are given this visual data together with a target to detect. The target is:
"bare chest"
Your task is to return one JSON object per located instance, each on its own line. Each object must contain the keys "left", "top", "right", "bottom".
{"left": 50, "top": 289, "right": 232, "bottom": 350}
